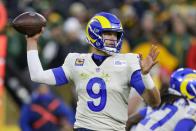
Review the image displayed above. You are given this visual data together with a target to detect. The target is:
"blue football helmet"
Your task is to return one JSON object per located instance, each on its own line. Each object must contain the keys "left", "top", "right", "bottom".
{"left": 85, "top": 12, "right": 124, "bottom": 55}
{"left": 170, "top": 68, "right": 196, "bottom": 103}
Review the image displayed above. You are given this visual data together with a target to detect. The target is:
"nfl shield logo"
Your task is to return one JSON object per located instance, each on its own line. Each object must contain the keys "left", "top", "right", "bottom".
{"left": 96, "top": 68, "right": 100, "bottom": 72}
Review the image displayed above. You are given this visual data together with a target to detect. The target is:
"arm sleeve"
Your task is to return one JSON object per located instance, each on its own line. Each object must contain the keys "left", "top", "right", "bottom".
{"left": 130, "top": 70, "right": 145, "bottom": 95}
{"left": 27, "top": 50, "right": 70, "bottom": 86}
{"left": 19, "top": 105, "right": 32, "bottom": 131}
{"left": 52, "top": 67, "right": 69, "bottom": 86}
{"left": 27, "top": 50, "right": 56, "bottom": 85}
{"left": 174, "top": 119, "right": 196, "bottom": 131}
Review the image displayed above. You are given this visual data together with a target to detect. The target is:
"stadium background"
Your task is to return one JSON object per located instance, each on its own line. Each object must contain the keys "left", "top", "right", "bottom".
{"left": 0, "top": 0, "right": 196, "bottom": 130}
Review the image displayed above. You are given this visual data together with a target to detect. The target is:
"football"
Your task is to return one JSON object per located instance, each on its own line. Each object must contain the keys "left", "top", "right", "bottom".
{"left": 12, "top": 12, "right": 47, "bottom": 37}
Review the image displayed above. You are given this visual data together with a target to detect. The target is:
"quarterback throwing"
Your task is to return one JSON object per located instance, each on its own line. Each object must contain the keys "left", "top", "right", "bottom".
{"left": 26, "top": 12, "right": 160, "bottom": 131}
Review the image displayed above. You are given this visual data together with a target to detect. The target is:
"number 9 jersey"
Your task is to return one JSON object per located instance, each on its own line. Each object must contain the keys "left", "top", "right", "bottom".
{"left": 61, "top": 53, "right": 142, "bottom": 131}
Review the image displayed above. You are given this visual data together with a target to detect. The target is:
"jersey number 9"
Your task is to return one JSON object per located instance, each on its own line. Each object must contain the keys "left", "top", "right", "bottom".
{"left": 86, "top": 77, "right": 107, "bottom": 112}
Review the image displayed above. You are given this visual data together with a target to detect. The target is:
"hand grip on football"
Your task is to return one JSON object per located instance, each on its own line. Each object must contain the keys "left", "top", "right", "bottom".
{"left": 12, "top": 12, "right": 46, "bottom": 37}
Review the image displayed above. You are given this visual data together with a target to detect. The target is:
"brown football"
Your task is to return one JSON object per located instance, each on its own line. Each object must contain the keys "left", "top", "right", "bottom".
{"left": 12, "top": 12, "right": 47, "bottom": 37}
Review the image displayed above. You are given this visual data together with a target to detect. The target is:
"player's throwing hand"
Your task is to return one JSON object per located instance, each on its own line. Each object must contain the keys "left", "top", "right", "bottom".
{"left": 26, "top": 27, "right": 44, "bottom": 41}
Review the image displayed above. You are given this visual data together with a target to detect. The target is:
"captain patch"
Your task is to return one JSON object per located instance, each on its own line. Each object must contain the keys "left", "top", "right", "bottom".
{"left": 75, "top": 58, "right": 85, "bottom": 66}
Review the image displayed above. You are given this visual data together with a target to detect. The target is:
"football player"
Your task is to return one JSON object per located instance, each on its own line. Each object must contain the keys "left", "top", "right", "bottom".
{"left": 26, "top": 12, "right": 160, "bottom": 131}
{"left": 126, "top": 68, "right": 196, "bottom": 131}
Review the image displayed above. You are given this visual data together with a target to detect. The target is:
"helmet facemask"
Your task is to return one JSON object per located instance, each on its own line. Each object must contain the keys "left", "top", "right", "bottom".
{"left": 101, "top": 31, "right": 123, "bottom": 55}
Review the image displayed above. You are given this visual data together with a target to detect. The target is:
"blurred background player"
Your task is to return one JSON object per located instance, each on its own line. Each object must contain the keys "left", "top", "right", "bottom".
{"left": 19, "top": 84, "right": 75, "bottom": 131}
{"left": 126, "top": 68, "right": 196, "bottom": 131}
{"left": 26, "top": 12, "right": 160, "bottom": 131}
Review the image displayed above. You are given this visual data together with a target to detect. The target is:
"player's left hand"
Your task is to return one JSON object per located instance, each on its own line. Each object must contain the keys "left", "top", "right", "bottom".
{"left": 140, "top": 45, "right": 159, "bottom": 74}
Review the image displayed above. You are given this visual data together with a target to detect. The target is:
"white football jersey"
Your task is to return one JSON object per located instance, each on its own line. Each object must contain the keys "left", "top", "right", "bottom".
{"left": 135, "top": 99, "right": 193, "bottom": 131}
{"left": 184, "top": 101, "right": 196, "bottom": 121}
{"left": 62, "top": 53, "right": 141, "bottom": 131}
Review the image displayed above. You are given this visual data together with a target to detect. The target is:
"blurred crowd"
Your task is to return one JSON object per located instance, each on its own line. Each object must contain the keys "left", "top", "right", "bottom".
{"left": 5, "top": 0, "right": 196, "bottom": 85}
{"left": 1, "top": 0, "right": 196, "bottom": 129}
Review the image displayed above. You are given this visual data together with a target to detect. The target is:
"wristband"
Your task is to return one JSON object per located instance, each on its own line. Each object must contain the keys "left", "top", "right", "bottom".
{"left": 141, "top": 73, "right": 155, "bottom": 90}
